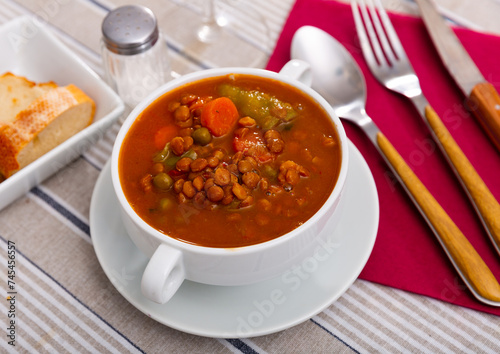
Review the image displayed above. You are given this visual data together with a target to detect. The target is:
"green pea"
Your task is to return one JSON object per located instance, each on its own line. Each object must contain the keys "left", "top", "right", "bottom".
{"left": 158, "top": 198, "right": 173, "bottom": 211}
{"left": 192, "top": 127, "right": 212, "bottom": 146}
{"left": 153, "top": 173, "right": 173, "bottom": 190}
{"left": 263, "top": 165, "right": 278, "bottom": 179}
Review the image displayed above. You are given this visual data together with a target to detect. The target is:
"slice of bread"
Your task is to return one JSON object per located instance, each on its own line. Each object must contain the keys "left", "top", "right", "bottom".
{"left": 0, "top": 73, "right": 95, "bottom": 179}
{"left": 0, "top": 73, "right": 57, "bottom": 125}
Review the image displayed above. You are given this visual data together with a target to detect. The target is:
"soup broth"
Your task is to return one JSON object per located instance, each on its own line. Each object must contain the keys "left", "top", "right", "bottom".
{"left": 119, "top": 74, "right": 342, "bottom": 248}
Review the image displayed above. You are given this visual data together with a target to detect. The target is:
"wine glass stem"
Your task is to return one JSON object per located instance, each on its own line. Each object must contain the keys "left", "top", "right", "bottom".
{"left": 197, "top": 0, "right": 220, "bottom": 43}
{"left": 202, "top": 0, "right": 215, "bottom": 21}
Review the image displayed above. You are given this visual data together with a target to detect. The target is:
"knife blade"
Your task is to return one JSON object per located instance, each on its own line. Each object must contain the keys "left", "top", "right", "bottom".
{"left": 415, "top": 0, "right": 500, "bottom": 152}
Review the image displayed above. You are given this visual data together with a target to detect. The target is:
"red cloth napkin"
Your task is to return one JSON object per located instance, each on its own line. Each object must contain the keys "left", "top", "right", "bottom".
{"left": 267, "top": 0, "right": 500, "bottom": 316}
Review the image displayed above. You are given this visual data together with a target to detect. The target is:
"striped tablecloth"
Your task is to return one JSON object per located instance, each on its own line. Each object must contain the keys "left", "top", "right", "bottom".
{"left": 1, "top": 0, "right": 499, "bottom": 352}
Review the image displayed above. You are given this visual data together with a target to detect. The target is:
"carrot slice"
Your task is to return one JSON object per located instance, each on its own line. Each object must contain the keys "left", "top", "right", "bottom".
{"left": 154, "top": 125, "right": 178, "bottom": 150}
{"left": 201, "top": 97, "right": 239, "bottom": 137}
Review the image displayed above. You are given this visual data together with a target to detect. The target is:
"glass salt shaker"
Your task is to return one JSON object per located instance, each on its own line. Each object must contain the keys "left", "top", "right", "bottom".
{"left": 101, "top": 5, "right": 171, "bottom": 109}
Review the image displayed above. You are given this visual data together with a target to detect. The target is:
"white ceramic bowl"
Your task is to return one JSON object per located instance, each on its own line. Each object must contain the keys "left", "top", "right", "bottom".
{"left": 111, "top": 61, "right": 349, "bottom": 304}
{"left": 0, "top": 16, "right": 124, "bottom": 211}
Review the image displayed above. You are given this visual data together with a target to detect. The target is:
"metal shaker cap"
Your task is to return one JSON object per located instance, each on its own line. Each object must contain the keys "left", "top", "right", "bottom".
{"left": 102, "top": 5, "right": 159, "bottom": 55}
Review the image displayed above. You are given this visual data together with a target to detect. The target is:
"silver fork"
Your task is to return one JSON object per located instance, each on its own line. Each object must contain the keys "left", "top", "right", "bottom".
{"left": 351, "top": 0, "right": 500, "bottom": 259}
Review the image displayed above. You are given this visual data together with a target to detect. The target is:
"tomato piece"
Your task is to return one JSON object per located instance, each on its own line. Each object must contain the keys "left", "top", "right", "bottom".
{"left": 233, "top": 130, "right": 274, "bottom": 164}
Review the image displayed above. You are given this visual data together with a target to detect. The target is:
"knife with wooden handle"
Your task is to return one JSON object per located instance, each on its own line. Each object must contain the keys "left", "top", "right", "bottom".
{"left": 415, "top": 0, "right": 500, "bottom": 152}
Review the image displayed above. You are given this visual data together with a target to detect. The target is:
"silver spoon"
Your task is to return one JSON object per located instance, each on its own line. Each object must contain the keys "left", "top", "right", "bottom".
{"left": 291, "top": 26, "right": 500, "bottom": 306}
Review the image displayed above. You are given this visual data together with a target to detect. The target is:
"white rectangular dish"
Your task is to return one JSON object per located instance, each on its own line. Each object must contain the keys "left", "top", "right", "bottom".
{"left": 0, "top": 16, "right": 124, "bottom": 211}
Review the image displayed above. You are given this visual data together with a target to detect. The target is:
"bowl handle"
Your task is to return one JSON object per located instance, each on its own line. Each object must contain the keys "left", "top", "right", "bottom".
{"left": 141, "top": 243, "right": 185, "bottom": 304}
{"left": 279, "top": 59, "right": 312, "bottom": 87}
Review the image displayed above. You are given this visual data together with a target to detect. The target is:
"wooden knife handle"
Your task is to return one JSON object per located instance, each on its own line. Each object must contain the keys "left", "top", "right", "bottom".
{"left": 468, "top": 82, "right": 500, "bottom": 152}
{"left": 376, "top": 131, "right": 500, "bottom": 302}
{"left": 424, "top": 105, "right": 500, "bottom": 256}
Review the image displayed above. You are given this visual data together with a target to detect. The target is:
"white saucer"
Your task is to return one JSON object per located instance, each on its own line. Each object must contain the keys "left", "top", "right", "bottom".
{"left": 90, "top": 140, "right": 379, "bottom": 338}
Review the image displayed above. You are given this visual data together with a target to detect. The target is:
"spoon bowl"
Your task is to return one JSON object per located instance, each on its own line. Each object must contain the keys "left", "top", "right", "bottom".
{"left": 291, "top": 26, "right": 377, "bottom": 139}
{"left": 291, "top": 28, "right": 365, "bottom": 119}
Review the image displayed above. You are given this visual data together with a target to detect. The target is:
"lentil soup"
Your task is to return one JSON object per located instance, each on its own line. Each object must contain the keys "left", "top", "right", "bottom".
{"left": 119, "top": 74, "right": 342, "bottom": 248}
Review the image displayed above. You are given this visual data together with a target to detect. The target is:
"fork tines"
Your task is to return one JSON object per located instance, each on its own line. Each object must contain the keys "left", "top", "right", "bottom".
{"left": 351, "top": 0, "right": 408, "bottom": 69}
